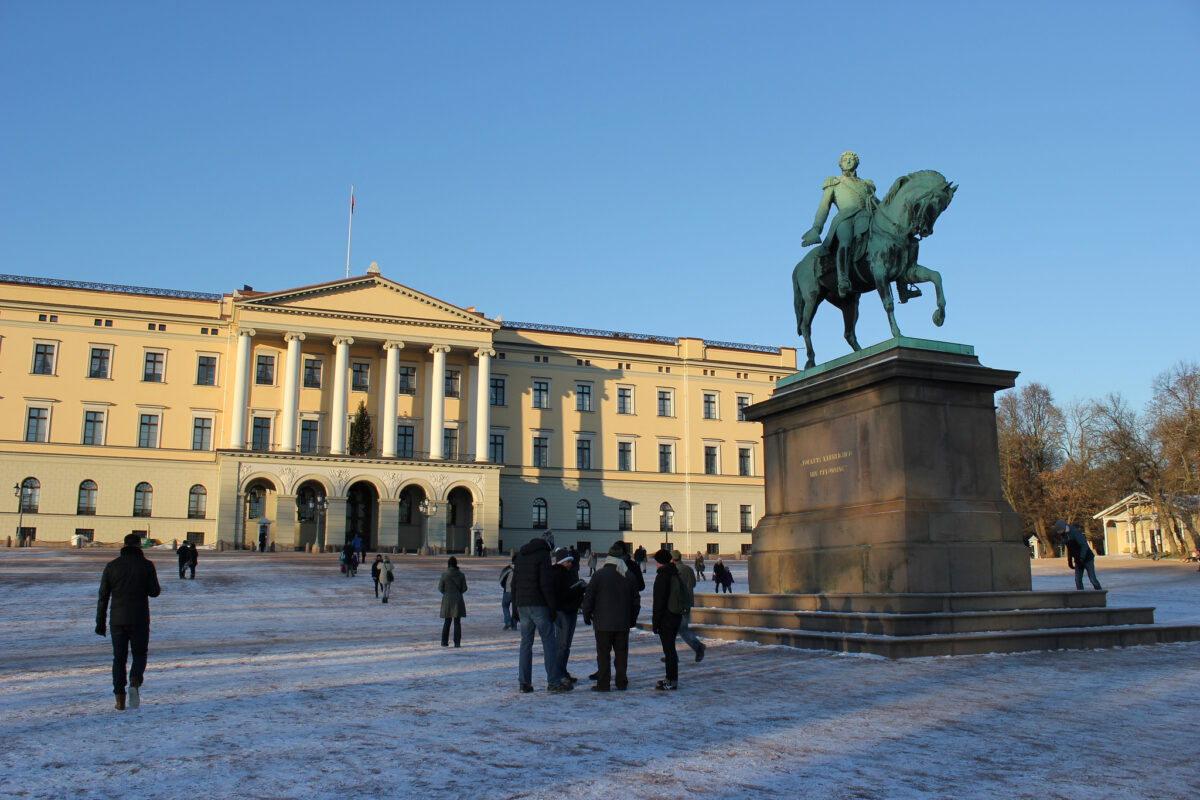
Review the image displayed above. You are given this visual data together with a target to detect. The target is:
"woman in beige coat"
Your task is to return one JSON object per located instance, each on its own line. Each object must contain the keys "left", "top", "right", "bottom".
{"left": 438, "top": 556, "right": 468, "bottom": 647}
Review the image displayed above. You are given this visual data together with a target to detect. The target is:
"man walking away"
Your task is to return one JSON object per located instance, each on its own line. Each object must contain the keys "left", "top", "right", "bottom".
{"left": 1056, "top": 520, "right": 1102, "bottom": 590}
{"left": 379, "top": 556, "right": 394, "bottom": 603}
{"left": 96, "top": 533, "right": 161, "bottom": 711}
{"left": 514, "top": 530, "right": 572, "bottom": 694}
{"left": 499, "top": 554, "right": 516, "bottom": 629}
{"left": 694, "top": 552, "right": 706, "bottom": 581}
{"left": 671, "top": 550, "right": 705, "bottom": 663}
{"left": 651, "top": 549, "right": 685, "bottom": 690}
{"left": 581, "top": 543, "right": 640, "bottom": 691}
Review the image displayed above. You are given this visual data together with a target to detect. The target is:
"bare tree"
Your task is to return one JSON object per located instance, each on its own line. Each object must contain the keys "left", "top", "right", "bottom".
{"left": 1147, "top": 361, "right": 1200, "bottom": 552}
{"left": 997, "top": 383, "right": 1064, "bottom": 556}
{"left": 1045, "top": 399, "right": 1108, "bottom": 550}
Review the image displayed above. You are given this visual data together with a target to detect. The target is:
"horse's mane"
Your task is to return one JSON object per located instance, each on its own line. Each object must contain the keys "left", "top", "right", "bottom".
{"left": 881, "top": 170, "right": 947, "bottom": 206}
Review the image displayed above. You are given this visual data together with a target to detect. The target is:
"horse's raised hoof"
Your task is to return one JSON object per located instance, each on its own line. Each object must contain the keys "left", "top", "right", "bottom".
{"left": 933, "top": 308, "right": 945, "bottom": 327}
{"left": 837, "top": 280, "right": 852, "bottom": 298}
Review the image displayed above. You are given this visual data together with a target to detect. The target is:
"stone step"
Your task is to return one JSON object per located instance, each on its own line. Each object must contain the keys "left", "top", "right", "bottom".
{"left": 657, "top": 621, "right": 1200, "bottom": 659}
{"left": 694, "top": 590, "right": 1108, "bottom": 614}
{"left": 689, "top": 605, "right": 1155, "bottom": 636}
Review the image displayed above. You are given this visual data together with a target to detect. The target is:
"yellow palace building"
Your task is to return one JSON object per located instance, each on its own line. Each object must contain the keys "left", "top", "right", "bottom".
{"left": 1, "top": 269, "right": 795, "bottom": 555}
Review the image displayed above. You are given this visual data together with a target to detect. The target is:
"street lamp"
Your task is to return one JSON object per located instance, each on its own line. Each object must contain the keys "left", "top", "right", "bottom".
{"left": 12, "top": 483, "right": 23, "bottom": 547}
{"left": 308, "top": 494, "right": 329, "bottom": 551}
{"left": 418, "top": 498, "right": 439, "bottom": 555}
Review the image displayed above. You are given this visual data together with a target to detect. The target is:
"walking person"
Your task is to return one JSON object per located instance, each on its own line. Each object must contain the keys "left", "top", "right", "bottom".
{"left": 1056, "top": 520, "right": 1102, "bottom": 590}
{"left": 370, "top": 554, "right": 384, "bottom": 598}
{"left": 581, "top": 543, "right": 640, "bottom": 692}
{"left": 712, "top": 559, "right": 726, "bottom": 593}
{"left": 438, "top": 556, "right": 467, "bottom": 647}
{"left": 634, "top": 545, "right": 648, "bottom": 573}
{"left": 352, "top": 534, "right": 365, "bottom": 566}
{"left": 671, "top": 550, "right": 705, "bottom": 662}
{"left": 651, "top": 549, "right": 686, "bottom": 690}
{"left": 694, "top": 552, "right": 706, "bottom": 581}
{"left": 379, "top": 556, "right": 394, "bottom": 603}
{"left": 586, "top": 548, "right": 598, "bottom": 577}
{"left": 176, "top": 541, "right": 196, "bottom": 580}
{"left": 552, "top": 548, "right": 586, "bottom": 684}
{"left": 499, "top": 554, "right": 517, "bottom": 630}
{"left": 514, "top": 530, "right": 572, "bottom": 694}
{"left": 96, "top": 533, "right": 161, "bottom": 711}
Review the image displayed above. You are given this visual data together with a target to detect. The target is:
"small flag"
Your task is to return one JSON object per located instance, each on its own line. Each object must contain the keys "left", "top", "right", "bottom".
{"left": 350, "top": 186, "right": 355, "bottom": 215}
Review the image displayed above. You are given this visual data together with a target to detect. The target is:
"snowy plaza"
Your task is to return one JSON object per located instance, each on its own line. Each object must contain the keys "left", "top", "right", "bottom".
{"left": 2, "top": 548, "right": 1198, "bottom": 800}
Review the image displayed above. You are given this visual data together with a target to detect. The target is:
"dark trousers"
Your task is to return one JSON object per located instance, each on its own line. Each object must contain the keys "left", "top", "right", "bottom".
{"left": 593, "top": 630, "right": 629, "bottom": 689}
{"left": 441, "top": 617, "right": 462, "bottom": 647}
{"left": 178, "top": 563, "right": 194, "bottom": 579}
{"left": 110, "top": 624, "right": 150, "bottom": 695}
{"left": 657, "top": 613, "right": 682, "bottom": 683}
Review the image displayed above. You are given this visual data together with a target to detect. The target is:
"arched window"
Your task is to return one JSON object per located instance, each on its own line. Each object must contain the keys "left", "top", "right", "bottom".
{"left": 532, "top": 497, "right": 548, "bottom": 529}
{"left": 659, "top": 501, "right": 674, "bottom": 533}
{"left": 188, "top": 485, "right": 207, "bottom": 519}
{"left": 576, "top": 499, "right": 591, "bottom": 530}
{"left": 618, "top": 500, "right": 633, "bottom": 531}
{"left": 77, "top": 480, "right": 98, "bottom": 515}
{"left": 19, "top": 478, "right": 40, "bottom": 513}
{"left": 246, "top": 486, "right": 266, "bottom": 519}
{"left": 133, "top": 482, "right": 153, "bottom": 517}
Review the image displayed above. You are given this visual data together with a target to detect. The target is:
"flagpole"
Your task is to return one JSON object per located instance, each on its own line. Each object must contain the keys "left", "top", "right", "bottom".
{"left": 345, "top": 184, "right": 355, "bottom": 278}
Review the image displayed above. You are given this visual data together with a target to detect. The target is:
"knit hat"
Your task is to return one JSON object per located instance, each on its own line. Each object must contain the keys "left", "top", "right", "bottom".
{"left": 447, "top": 556, "right": 458, "bottom": 567}
{"left": 1053, "top": 520, "right": 1067, "bottom": 532}
{"left": 670, "top": 549, "right": 683, "bottom": 562}
{"left": 653, "top": 548, "right": 672, "bottom": 565}
{"left": 607, "top": 542, "right": 626, "bottom": 558}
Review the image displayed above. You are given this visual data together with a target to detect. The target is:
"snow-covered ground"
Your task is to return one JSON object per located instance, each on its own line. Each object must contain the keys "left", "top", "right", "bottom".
{"left": 2, "top": 549, "right": 1197, "bottom": 800}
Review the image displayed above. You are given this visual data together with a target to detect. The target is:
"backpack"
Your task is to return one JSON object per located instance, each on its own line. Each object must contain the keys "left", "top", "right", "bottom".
{"left": 667, "top": 573, "right": 693, "bottom": 615}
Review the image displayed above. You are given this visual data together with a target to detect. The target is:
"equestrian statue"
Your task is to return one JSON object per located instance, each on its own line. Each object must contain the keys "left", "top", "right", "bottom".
{"left": 794, "top": 151, "right": 957, "bottom": 369}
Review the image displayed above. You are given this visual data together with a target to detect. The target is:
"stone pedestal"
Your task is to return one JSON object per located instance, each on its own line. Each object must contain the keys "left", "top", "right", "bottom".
{"left": 746, "top": 338, "right": 1031, "bottom": 595}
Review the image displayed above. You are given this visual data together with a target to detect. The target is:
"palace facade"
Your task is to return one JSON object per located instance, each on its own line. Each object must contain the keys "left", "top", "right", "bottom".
{"left": 1, "top": 269, "right": 795, "bottom": 555}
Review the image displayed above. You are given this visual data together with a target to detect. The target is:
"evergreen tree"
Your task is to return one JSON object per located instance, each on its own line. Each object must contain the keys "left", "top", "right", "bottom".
{"left": 347, "top": 400, "right": 373, "bottom": 456}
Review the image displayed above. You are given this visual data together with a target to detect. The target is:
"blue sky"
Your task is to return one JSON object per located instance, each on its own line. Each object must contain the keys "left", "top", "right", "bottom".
{"left": 2, "top": 1, "right": 1196, "bottom": 410}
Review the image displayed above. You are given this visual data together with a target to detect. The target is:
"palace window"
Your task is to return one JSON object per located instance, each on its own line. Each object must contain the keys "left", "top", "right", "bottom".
{"left": 443, "top": 428, "right": 458, "bottom": 459}
{"left": 251, "top": 417, "right": 272, "bottom": 451}
{"left": 300, "top": 420, "right": 320, "bottom": 454}
{"left": 618, "top": 500, "right": 633, "bottom": 531}
{"left": 658, "top": 443, "right": 673, "bottom": 474}
{"left": 398, "top": 365, "right": 416, "bottom": 395}
{"left": 19, "top": 478, "right": 40, "bottom": 513}
{"left": 706, "top": 503, "right": 719, "bottom": 533}
{"left": 25, "top": 407, "right": 49, "bottom": 442}
{"left": 77, "top": 480, "right": 98, "bottom": 516}
{"left": 618, "top": 441, "right": 633, "bottom": 472}
{"left": 445, "top": 370, "right": 461, "bottom": 398}
{"left": 137, "top": 413, "right": 160, "bottom": 448}
{"left": 532, "top": 497, "right": 548, "bottom": 529}
{"left": 532, "top": 435, "right": 550, "bottom": 468}
{"left": 704, "top": 445, "right": 719, "bottom": 475}
{"left": 532, "top": 379, "right": 550, "bottom": 409}
{"left": 576, "top": 438, "right": 593, "bottom": 470}
{"left": 576, "top": 383, "right": 593, "bottom": 412}
{"left": 576, "top": 499, "right": 591, "bottom": 530}
{"left": 703, "top": 392, "right": 718, "bottom": 420}
{"left": 304, "top": 358, "right": 322, "bottom": 389}
{"left": 188, "top": 485, "right": 207, "bottom": 519}
{"left": 133, "top": 482, "right": 153, "bottom": 517}
{"left": 32, "top": 342, "right": 57, "bottom": 375}
{"left": 192, "top": 418, "right": 213, "bottom": 451}
{"left": 143, "top": 351, "right": 165, "bottom": 382}
{"left": 617, "top": 387, "right": 633, "bottom": 414}
{"left": 82, "top": 410, "right": 106, "bottom": 445}
{"left": 739, "top": 447, "right": 753, "bottom": 477}
{"left": 89, "top": 347, "right": 111, "bottom": 379}
{"left": 737, "top": 395, "right": 752, "bottom": 421}
{"left": 657, "top": 390, "right": 673, "bottom": 417}
{"left": 255, "top": 354, "right": 275, "bottom": 385}
{"left": 489, "top": 376, "right": 505, "bottom": 406}
{"left": 196, "top": 355, "right": 217, "bottom": 386}
{"left": 351, "top": 362, "right": 370, "bottom": 392}
{"left": 659, "top": 502, "right": 674, "bottom": 533}
{"left": 488, "top": 433, "right": 505, "bottom": 464}
{"left": 740, "top": 505, "right": 754, "bottom": 533}
{"left": 396, "top": 425, "right": 414, "bottom": 459}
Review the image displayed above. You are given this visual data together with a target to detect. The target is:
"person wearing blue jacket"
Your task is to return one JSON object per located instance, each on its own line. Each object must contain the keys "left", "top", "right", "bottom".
{"left": 1055, "top": 519, "right": 1102, "bottom": 590}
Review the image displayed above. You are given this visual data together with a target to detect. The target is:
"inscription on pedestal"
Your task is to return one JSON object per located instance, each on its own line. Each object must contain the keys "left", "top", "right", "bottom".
{"left": 802, "top": 450, "right": 854, "bottom": 479}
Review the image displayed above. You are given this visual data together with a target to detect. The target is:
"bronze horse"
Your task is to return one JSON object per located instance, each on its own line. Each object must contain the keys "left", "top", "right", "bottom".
{"left": 792, "top": 170, "right": 957, "bottom": 369}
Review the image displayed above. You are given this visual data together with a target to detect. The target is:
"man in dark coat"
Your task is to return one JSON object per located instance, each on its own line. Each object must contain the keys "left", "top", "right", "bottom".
{"left": 651, "top": 548, "right": 684, "bottom": 690}
{"left": 1055, "top": 519, "right": 1102, "bottom": 590}
{"left": 581, "top": 542, "right": 640, "bottom": 691}
{"left": 96, "top": 533, "right": 162, "bottom": 710}
{"left": 513, "top": 530, "right": 572, "bottom": 693}
{"left": 552, "top": 548, "right": 585, "bottom": 682}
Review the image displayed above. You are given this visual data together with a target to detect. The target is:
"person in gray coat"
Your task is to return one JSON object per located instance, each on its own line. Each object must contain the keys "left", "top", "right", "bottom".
{"left": 439, "top": 556, "right": 468, "bottom": 647}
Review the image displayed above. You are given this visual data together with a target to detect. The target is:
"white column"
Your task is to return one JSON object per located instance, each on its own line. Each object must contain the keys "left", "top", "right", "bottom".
{"left": 381, "top": 341, "right": 404, "bottom": 458}
{"left": 330, "top": 336, "right": 354, "bottom": 455}
{"left": 427, "top": 345, "right": 449, "bottom": 460}
{"left": 280, "top": 332, "right": 306, "bottom": 452}
{"left": 474, "top": 348, "right": 495, "bottom": 463}
{"left": 229, "top": 328, "right": 256, "bottom": 448}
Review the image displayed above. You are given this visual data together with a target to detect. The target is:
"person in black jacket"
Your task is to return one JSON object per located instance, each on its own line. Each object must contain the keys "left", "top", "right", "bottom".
{"left": 581, "top": 542, "right": 640, "bottom": 691}
{"left": 651, "top": 549, "right": 683, "bottom": 690}
{"left": 513, "top": 531, "right": 572, "bottom": 694}
{"left": 552, "top": 548, "right": 585, "bottom": 683}
{"left": 96, "top": 533, "right": 162, "bottom": 710}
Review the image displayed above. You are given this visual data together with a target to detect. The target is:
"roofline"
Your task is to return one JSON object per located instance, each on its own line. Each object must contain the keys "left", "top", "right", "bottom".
{"left": 1, "top": 273, "right": 222, "bottom": 302}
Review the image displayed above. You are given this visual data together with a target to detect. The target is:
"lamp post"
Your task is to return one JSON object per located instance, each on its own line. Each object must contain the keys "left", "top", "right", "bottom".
{"left": 418, "top": 498, "right": 439, "bottom": 555}
{"left": 308, "top": 495, "right": 329, "bottom": 552}
{"left": 12, "top": 483, "right": 23, "bottom": 547}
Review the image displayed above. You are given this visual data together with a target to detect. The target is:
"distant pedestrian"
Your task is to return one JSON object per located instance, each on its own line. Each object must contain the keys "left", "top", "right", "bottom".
{"left": 1056, "top": 520, "right": 1102, "bottom": 590}
{"left": 475, "top": 535, "right": 484, "bottom": 557}
{"left": 552, "top": 548, "right": 586, "bottom": 684}
{"left": 671, "top": 550, "right": 705, "bottom": 663}
{"left": 499, "top": 554, "right": 517, "bottom": 630}
{"left": 712, "top": 559, "right": 727, "bottom": 593}
{"left": 694, "top": 552, "right": 706, "bottom": 581}
{"left": 651, "top": 549, "right": 685, "bottom": 690}
{"left": 370, "top": 554, "right": 384, "bottom": 597}
{"left": 514, "top": 530, "right": 572, "bottom": 694}
{"left": 634, "top": 545, "right": 648, "bottom": 573}
{"left": 379, "top": 556, "right": 394, "bottom": 603}
{"left": 351, "top": 534, "right": 365, "bottom": 565}
{"left": 587, "top": 548, "right": 598, "bottom": 577}
{"left": 177, "top": 541, "right": 197, "bottom": 579}
{"left": 438, "top": 556, "right": 467, "bottom": 647}
{"left": 341, "top": 543, "right": 358, "bottom": 577}
{"left": 96, "top": 533, "right": 161, "bottom": 711}
{"left": 581, "top": 543, "right": 640, "bottom": 692}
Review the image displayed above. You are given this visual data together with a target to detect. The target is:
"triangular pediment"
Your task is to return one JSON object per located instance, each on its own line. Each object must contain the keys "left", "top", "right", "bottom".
{"left": 237, "top": 276, "right": 498, "bottom": 330}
